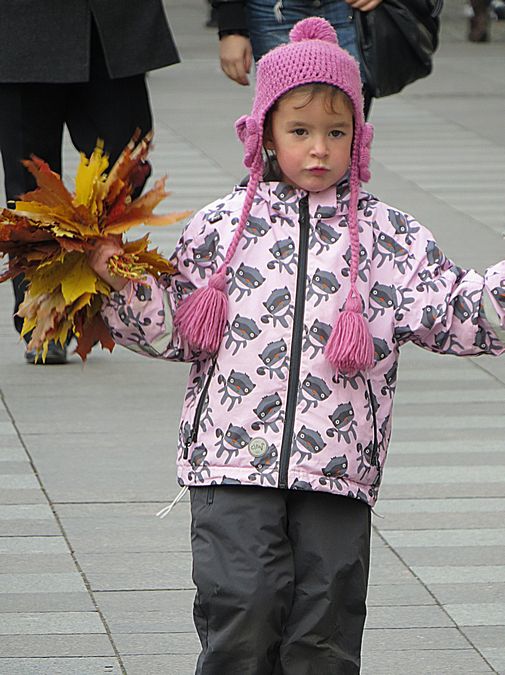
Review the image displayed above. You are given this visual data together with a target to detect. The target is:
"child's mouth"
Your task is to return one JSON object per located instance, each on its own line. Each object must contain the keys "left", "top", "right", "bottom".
{"left": 308, "top": 167, "right": 329, "bottom": 175}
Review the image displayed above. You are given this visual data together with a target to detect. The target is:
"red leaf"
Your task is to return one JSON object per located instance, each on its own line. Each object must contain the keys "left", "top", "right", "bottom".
{"left": 74, "top": 312, "right": 115, "bottom": 361}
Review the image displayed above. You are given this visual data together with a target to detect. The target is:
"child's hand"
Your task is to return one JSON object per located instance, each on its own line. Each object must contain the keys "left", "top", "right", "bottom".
{"left": 87, "top": 237, "right": 128, "bottom": 291}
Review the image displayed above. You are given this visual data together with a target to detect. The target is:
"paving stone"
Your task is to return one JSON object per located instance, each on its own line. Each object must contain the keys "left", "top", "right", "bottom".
{"left": 0, "top": 657, "right": 122, "bottom": 675}
{"left": 112, "top": 631, "right": 200, "bottom": 655}
{"left": 368, "top": 565, "right": 418, "bottom": 586}
{"left": 0, "top": 475, "right": 39, "bottom": 489}
{"left": 379, "top": 482, "right": 505, "bottom": 500}
{"left": 0, "top": 423, "right": 16, "bottom": 434}
{"left": 382, "top": 529, "right": 505, "bottom": 548}
{"left": 0, "top": 520, "right": 61, "bottom": 536}
{"left": 480, "top": 649, "right": 505, "bottom": 674}
{"left": 429, "top": 583, "right": 505, "bottom": 606}
{"left": 0, "top": 573, "right": 86, "bottom": 594}
{"left": 94, "top": 590, "right": 196, "bottom": 637}
{"left": 444, "top": 603, "right": 505, "bottom": 626}
{"left": 375, "top": 512, "right": 505, "bottom": 531}
{"left": 383, "top": 465, "right": 505, "bottom": 485}
{"left": 0, "top": 592, "right": 95, "bottom": 613}
{"left": 0, "top": 448, "right": 28, "bottom": 461}
{"left": 101, "top": 608, "right": 194, "bottom": 634}
{"left": 78, "top": 551, "right": 193, "bottom": 591}
{"left": 55, "top": 502, "right": 191, "bottom": 554}
{"left": 365, "top": 605, "right": 453, "bottom": 630}
{"left": 0, "top": 611, "right": 105, "bottom": 635}
{"left": 413, "top": 566, "right": 505, "bottom": 585}
{"left": 0, "top": 490, "right": 47, "bottom": 505}
{"left": 122, "top": 654, "right": 197, "bottom": 675}
{"left": 0, "top": 504, "right": 53, "bottom": 520}
{"left": 0, "top": 461, "right": 34, "bottom": 474}
{"left": 23, "top": 432, "right": 182, "bottom": 502}
{"left": 460, "top": 625, "right": 505, "bottom": 649}
{"left": 391, "top": 546, "right": 505, "bottom": 567}
{"left": 360, "top": 649, "right": 492, "bottom": 675}
{"left": 363, "top": 626, "right": 471, "bottom": 651}
{"left": 0, "top": 537, "right": 68, "bottom": 554}
{"left": 367, "top": 583, "right": 434, "bottom": 607}
{"left": 378, "top": 498, "right": 505, "bottom": 514}
{"left": 0, "top": 553, "right": 77, "bottom": 574}
{"left": 0, "top": 634, "right": 115, "bottom": 657}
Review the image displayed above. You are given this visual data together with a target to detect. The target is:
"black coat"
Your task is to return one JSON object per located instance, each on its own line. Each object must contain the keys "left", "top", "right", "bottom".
{"left": 0, "top": 0, "right": 179, "bottom": 83}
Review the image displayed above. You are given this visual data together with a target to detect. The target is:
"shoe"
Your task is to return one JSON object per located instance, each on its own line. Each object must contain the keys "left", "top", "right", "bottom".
{"left": 25, "top": 341, "right": 67, "bottom": 364}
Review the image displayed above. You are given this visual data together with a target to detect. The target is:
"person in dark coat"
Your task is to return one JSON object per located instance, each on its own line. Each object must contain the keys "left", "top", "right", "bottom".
{"left": 0, "top": 0, "right": 180, "bottom": 363}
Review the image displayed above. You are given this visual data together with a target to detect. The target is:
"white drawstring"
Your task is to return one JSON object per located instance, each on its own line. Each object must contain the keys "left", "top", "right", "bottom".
{"left": 273, "top": 0, "right": 284, "bottom": 23}
{"left": 156, "top": 485, "right": 189, "bottom": 518}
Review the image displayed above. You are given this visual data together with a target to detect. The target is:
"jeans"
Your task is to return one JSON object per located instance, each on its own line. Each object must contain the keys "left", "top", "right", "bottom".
{"left": 246, "top": 0, "right": 365, "bottom": 82}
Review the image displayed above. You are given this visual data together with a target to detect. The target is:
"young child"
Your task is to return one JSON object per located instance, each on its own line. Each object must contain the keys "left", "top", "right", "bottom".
{"left": 88, "top": 18, "right": 505, "bottom": 675}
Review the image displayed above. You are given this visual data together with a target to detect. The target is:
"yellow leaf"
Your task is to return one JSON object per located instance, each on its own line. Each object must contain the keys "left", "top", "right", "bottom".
{"left": 60, "top": 255, "right": 99, "bottom": 304}
{"left": 74, "top": 141, "right": 109, "bottom": 212}
{"left": 28, "top": 253, "right": 80, "bottom": 296}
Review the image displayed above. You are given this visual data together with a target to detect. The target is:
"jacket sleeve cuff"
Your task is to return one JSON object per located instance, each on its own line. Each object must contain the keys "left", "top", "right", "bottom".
{"left": 483, "top": 288, "right": 505, "bottom": 343}
{"left": 214, "top": 1, "right": 248, "bottom": 33}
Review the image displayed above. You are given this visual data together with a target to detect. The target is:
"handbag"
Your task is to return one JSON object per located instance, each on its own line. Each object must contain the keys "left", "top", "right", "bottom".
{"left": 355, "top": 0, "right": 444, "bottom": 98}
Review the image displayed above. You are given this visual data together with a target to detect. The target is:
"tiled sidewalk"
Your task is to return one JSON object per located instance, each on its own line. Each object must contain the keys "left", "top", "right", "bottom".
{"left": 0, "top": 1, "right": 504, "bottom": 673}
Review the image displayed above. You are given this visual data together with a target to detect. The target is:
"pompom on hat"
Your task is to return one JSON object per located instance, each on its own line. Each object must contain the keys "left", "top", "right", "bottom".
{"left": 175, "top": 17, "right": 375, "bottom": 373}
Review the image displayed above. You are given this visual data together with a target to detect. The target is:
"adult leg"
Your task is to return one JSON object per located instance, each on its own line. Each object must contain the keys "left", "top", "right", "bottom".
{"left": 190, "top": 485, "right": 294, "bottom": 674}
{"left": 66, "top": 20, "right": 152, "bottom": 168}
{"left": 279, "top": 492, "right": 371, "bottom": 675}
{"left": 0, "top": 83, "right": 65, "bottom": 337}
{"left": 469, "top": 0, "right": 491, "bottom": 41}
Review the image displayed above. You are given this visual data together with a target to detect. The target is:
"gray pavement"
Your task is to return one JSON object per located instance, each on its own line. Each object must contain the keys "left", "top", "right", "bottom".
{"left": 0, "top": 1, "right": 504, "bottom": 673}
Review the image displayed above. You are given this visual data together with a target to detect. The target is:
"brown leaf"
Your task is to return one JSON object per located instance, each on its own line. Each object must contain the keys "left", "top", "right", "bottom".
{"left": 74, "top": 312, "right": 115, "bottom": 361}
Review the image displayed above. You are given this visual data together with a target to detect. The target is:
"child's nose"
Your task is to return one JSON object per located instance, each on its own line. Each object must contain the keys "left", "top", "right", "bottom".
{"left": 311, "top": 137, "right": 329, "bottom": 157}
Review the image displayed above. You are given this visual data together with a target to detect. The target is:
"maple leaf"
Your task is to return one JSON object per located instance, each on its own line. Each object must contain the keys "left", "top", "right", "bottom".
{"left": 0, "top": 134, "right": 191, "bottom": 361}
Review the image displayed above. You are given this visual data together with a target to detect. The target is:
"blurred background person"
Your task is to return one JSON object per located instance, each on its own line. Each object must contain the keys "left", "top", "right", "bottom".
{"left": 211, "top": 0, "right": 382, "bottom": 116}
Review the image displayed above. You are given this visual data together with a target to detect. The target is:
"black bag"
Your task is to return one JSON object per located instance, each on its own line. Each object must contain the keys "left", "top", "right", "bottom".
{"left": 355, "top": 0, "right": 444, "bottom": 98}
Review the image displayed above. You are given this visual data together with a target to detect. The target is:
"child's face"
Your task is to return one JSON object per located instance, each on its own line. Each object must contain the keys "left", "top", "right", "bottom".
{"left": 264, "top": 88, "right": 354, "bottom": 193}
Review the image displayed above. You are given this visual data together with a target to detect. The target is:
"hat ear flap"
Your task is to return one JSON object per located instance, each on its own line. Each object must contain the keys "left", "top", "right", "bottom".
{"left": 358, "top": 123, "right": 374, "bottom": 183}
{"left": 235, "top": 115, "right": 262, "bottom": 169}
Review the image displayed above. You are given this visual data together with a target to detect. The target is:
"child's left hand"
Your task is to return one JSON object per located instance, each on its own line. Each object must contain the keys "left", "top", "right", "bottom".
{"left": 87, "top": 237, "right": 128, "bottom": 291}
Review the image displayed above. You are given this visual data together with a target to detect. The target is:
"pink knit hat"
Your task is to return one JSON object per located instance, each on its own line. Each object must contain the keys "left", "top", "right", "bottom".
{"left": 175, "top": 17, "right": 374, "bottom": 373}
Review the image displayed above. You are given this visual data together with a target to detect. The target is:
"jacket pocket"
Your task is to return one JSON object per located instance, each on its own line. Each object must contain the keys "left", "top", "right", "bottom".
{"left": 366, "top": 379, "right": 380, "bottom": 470}
{"left": 183, "top": 359, "right": 217, "bottom": 459}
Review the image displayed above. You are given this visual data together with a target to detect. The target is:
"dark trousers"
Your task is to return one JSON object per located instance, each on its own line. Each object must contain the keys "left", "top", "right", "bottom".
{"left": 190, "top": 485, "right": 371, "bottom": 675}
{"left": 0, "top": 22, "right": 152, "bottom": 335}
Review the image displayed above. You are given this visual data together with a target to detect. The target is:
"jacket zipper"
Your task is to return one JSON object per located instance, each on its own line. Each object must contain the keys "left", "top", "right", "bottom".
{"left": 278, "top": 196, "right": 310, "bottom": 489}
{"left": 183, "top": 359, "right": 217, "bottom": 459}
{"left": 366, "top": 379, "right": 380, "bottom": 470}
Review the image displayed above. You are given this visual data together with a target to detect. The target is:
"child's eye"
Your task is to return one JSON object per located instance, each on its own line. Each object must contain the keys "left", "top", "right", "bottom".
{"left": 292, "top": 128, "right": 306, "bottom": 136}
{"left": 330, "top": 130, "right": 344, "bottom": 138}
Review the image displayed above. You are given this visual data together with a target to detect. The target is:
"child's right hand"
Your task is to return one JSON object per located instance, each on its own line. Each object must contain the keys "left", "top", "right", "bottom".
{"left": 87, "top": 237, "right": 128, "bottom": 291}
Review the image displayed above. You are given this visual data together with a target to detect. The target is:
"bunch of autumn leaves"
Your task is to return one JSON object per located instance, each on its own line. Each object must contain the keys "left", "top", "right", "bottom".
{"left": 0, "top": 135, "right": 189, "bottom": 361}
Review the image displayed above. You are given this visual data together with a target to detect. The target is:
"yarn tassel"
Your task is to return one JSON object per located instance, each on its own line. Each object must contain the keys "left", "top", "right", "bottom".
{"left": 174, "top": 268, "right": 228, "bottom": 354}
{"left": 325, "top": 290, "right": 374, "bottom": 374}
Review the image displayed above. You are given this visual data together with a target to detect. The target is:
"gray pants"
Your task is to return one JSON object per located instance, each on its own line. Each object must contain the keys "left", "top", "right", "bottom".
{"left": 190, "top": 485, "right": 371, "bottom": 675}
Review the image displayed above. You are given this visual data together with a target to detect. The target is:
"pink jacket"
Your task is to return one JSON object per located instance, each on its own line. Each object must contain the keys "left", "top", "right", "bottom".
{"left": 102, "top": 181, "right": 505, "bottom": 506}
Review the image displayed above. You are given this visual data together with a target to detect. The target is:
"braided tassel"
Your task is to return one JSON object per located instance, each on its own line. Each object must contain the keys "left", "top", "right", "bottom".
{"left": 174, "top": 268, "right": 228, "bottom": 354}
{"left": 325, "top": 290, "right": 374, "bottom": 374}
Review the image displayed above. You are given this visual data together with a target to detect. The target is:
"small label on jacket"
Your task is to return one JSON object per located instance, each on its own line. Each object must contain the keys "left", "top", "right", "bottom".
{"left": 248, "top": 438, "right": 268, "bottom": 457}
